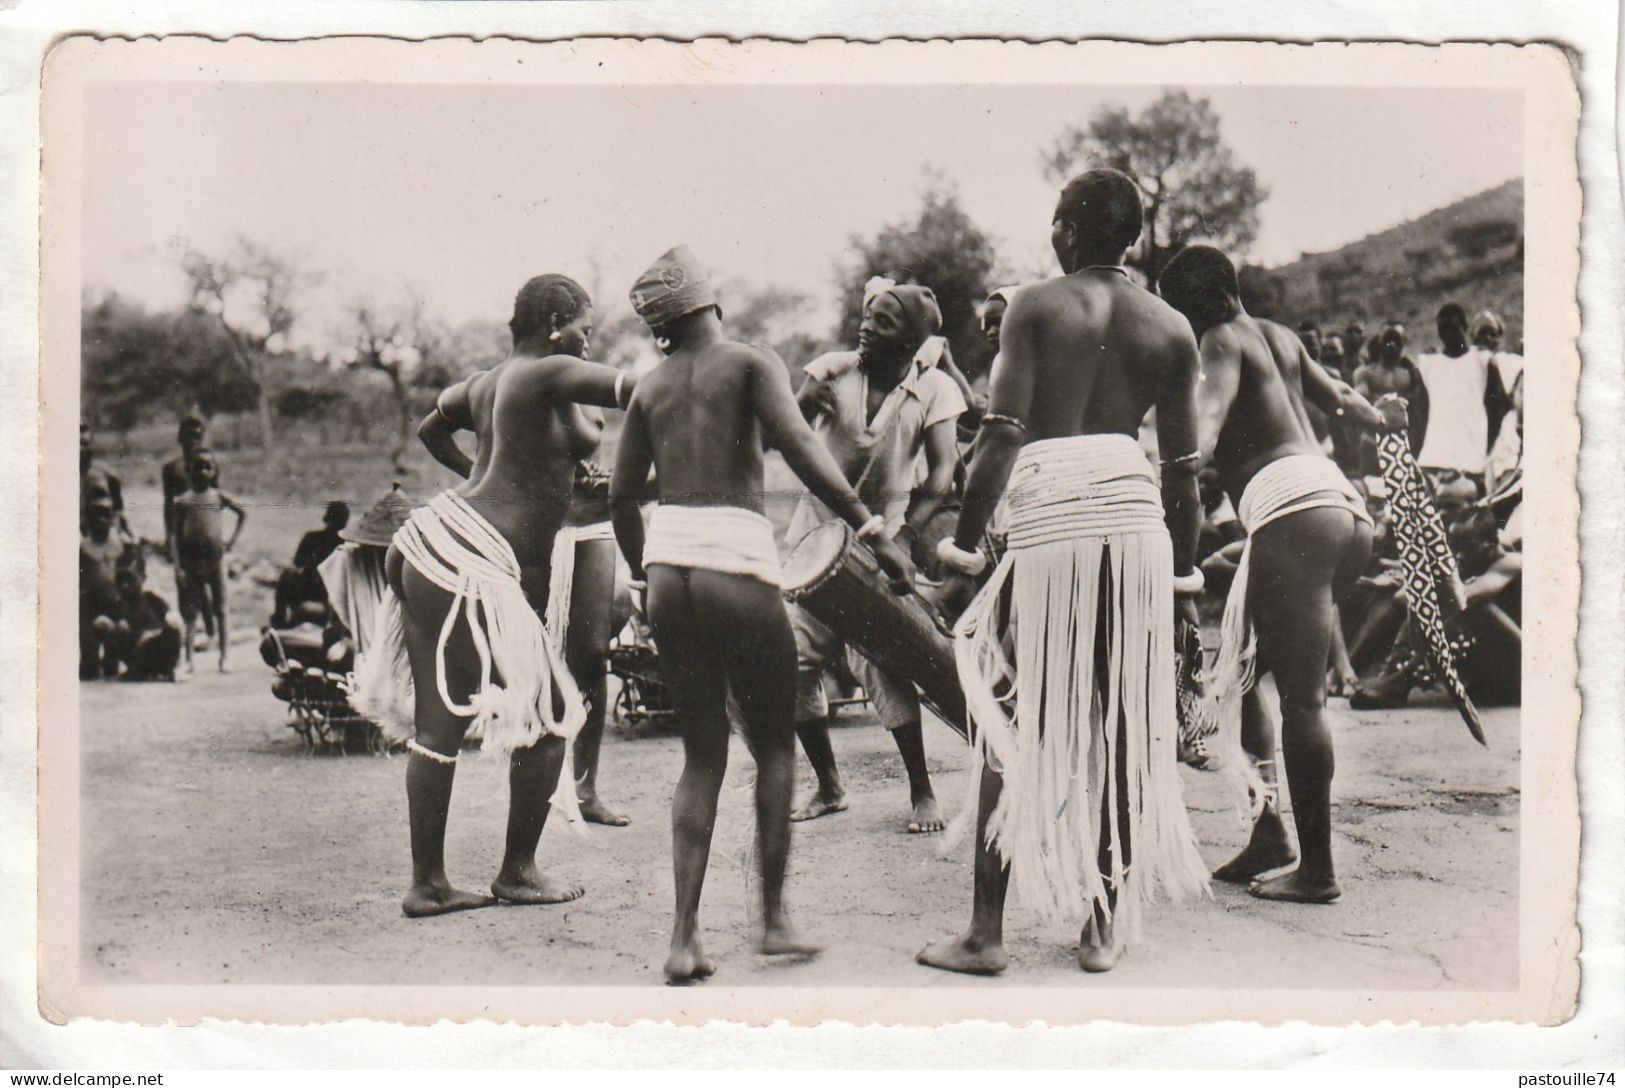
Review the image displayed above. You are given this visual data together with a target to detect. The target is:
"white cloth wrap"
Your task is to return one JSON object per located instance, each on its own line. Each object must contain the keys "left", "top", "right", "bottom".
{"left": 545, "top": 521, "right": 616, "bottom": 652}
{"left": 1205, "top": 454, "right": 1373, "bottom": 815}
{"left": 350, "top": 491, "right": 587, "bottom": 825}
{"left": 949, "top": 434, "right": 1210, "bottom": 943}
{"left": 644, "top": 505, "right": 782, "bottom": 587}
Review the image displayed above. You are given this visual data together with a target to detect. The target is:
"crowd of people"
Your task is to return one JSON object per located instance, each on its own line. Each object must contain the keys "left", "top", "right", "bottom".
{"left": 77, "top": 165, "right": 1522, "bottom": 986}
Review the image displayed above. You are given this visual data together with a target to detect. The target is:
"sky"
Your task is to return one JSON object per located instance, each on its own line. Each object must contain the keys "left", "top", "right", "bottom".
{"left": 81, "top": 81, "right": 1522, "bottom": 353}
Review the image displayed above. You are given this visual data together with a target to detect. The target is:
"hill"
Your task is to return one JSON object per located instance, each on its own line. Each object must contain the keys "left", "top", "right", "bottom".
{"left": 1244, "top": 178, "right": 1524, "bottom": 352}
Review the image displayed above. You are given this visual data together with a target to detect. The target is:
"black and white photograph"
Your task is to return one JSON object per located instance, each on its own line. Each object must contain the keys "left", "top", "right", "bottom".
{"left": 36, "top": 36, "right": 1581, "bottom": 1028}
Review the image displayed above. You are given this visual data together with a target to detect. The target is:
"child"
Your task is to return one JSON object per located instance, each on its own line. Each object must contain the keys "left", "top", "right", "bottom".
{"left": 171, "top": 448, "right": 245, "bottom": 671}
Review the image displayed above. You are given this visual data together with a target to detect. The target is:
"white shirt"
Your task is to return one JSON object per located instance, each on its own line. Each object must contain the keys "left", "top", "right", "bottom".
{"left": 1416, "top": 348, "right": 1492, "bottom": 473}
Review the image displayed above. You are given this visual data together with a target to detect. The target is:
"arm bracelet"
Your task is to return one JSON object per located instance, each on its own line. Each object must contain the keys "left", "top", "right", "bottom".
{"left": 854, "top": 514, "right": 888, "bottom": 543}
{"left": 980, "top": 413, "right": 1028, "bottom": 432}
{"left": 613, "top": 371, "right": 630, "bottom": 409}
{"left": 1173, "top": 568, "right": 1206, "bottom": 595}
{"left": 937, "top": 537, "right": 989, "bottom": 576}
{"left": 1160, "top": 449, "right": 1201, "bottom": 469}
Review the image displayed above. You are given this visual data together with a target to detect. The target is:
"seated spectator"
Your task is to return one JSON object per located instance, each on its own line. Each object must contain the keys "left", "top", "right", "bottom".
{"left": 1351, "top": 487, "right": 1521, "bottom": 709}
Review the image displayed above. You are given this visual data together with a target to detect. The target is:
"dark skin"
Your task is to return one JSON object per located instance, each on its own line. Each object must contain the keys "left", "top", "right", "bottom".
{"left": 789, "top": 291, "right": 956, "bottom": 833}
{"left": 1353, "top": 324, "right": 1429, "bottom": 454}
{"left": 389, "top": 301, "right": 635, "bottom": 919}
{"left": 1175, "top": 290, "right": 1389, "bottom": 905}
{"left": 917, "top": 215, "right": 1202, "bottom": 977}
{"left": 427, "top": 331, "right": 631, "bottom": 829}
{"left": 611, "top": 305, "right": 912, "bottom": 984}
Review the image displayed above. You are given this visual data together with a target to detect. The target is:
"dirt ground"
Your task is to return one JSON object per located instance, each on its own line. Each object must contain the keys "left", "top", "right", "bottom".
{"left": 78, "top": 658, "right": 1520, "bottom": 991}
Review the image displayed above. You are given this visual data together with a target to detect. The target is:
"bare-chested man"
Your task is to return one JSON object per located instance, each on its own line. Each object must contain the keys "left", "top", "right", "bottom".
{"left": 1157, "top": 244, "right": 1394, "bottom": 903}
{"left": 918, "top": 169, "right": 1210, "bottom": 976}
{"left": 610, "top": 245, "right": 913, "bottom": 983}
{"left": 172, "top": 449, "right": 245, "bottom": 672}
{"left": 353, "top": 273, "right": 634, "bottom": 919}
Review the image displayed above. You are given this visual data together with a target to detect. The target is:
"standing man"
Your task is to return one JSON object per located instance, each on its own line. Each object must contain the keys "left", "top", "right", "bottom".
{"left": 610, "top": 245, "right": 913, "bottom": 982}
{"left": 1157, "top": 244, "right": 1391, "bottom": 904}
{"left": 917, "top": 169, "right": 1209, "bottom": 976}
{"left": 1414, "top": 302, "right": 1508, "bottom": 496}
{"left": 786, "top": 281, "right": 966, "bottom": 833}
{"left": 1297, "top": 322, "right": 1323, "bottom": 361}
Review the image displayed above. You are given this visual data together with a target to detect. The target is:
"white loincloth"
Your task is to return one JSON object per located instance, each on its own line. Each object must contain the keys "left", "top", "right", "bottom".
{"left": 545, "top": 521, "right": 616, "bottom": 653}
{"left": 351, "top": 491, "right": 587, "bottom": 823}
{"left": 644, "top": 505, "right": 782, "bottom": 587}
{"left": 949, "top": 434, "right": 1210, "bottom": 943}
{"left": 1205, "top": 454, "right": 1373, "bottom": 814}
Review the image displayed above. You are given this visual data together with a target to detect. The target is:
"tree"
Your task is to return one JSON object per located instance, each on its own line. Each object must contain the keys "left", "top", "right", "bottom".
{"left": 179, "top": 237, "right": 319, "bottom": 447}
{"left": 334, "top": 293, "right": 453, "bottom": 473}
{"left": 835, "top": 178, "right": 1001, "bottom": 379}
{"left": 719, "top": 280, "right": 821, "bottom": 377}
{"left": 1042, "top": 90, "right": 1268, "bottom": 281}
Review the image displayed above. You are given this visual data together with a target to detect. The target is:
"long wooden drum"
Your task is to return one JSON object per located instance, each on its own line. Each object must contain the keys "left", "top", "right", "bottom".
{"left": 781, "top": 521, "right": 968, "bottom": 741}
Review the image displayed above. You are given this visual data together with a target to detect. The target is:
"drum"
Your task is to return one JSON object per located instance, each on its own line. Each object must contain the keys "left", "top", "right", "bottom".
{"left": 781, "top": 521, "right": 968, "bottom": 741}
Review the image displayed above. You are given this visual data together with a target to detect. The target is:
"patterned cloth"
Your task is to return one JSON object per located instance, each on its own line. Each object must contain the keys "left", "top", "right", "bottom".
{"left": 1375, "top": 429, "right": 1487, "bottom": 745}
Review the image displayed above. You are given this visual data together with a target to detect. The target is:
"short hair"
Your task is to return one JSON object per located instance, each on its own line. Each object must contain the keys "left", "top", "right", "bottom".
{"left": 509, "top": 274, "right": 592, "bottom": 346}
{"left": 178, "top": 415, "right": 205, "bottom": 442}
{"left": 1055, "top": 168, "right": 1144, "bottom": 253}
{"left": 1156, "top": 244, "right": 1240, "bottom": 325}
{"left": 1298, "top": 320, "right": 1319, "bottom": 334}
{"left": 324, "top": 501, "right": 350, "bottom": 528}
{"left": 1437, "top": 302, "right": 1467, "bottom": 325}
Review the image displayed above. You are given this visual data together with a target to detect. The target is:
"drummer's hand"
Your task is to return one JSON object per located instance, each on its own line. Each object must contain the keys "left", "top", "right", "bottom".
{"left": 868, "top": 535, "right": 916, "bottom": 594}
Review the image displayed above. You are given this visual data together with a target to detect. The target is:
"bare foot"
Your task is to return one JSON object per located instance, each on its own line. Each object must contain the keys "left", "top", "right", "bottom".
{"left": 402, "top": 882, "right": 497, "bottom": 918}
{"left": 1249, "top": 868, "right": 1341, "bottom": 904}
{"left": 1213, "top": 807, "right": 1298, "bottom": 884}
{"left": 916, "top": 933, "right": 1008, "bottom": 975}
{"left": 791, "top": 789, "right": 848, "bottom": 822}
{"left": 907, "top": 794, "right": 946, "bottom": 834}
{"left": 755, "top": 918, "right": 823, "bottom": 958}
{"left": 664, "top": 939, "right": 717, "bottom": 984}
{"left": 491, "top": 864, "right": 585, "bottom": 905}
{"left": 1078, "top": 913, "right": 1121, "bottom": 973}
{"left": 578, "top": 793, "right": 631, "bottom": 827}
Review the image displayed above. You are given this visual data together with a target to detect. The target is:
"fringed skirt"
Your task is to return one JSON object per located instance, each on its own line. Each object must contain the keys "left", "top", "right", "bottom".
{"left": 951, "top": 435, "right": 1209, "bottom": 943}
{"left": 1204, "top": 454, "right": 1371, "bottom": 814}
{"left": 350, "top": 491, "right": 587, "bottom": 821}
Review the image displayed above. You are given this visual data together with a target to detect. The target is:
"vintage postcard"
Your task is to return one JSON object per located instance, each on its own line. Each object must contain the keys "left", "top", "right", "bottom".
{"left": 38, "top": 35, "right": 1580, "bottom": 1027}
